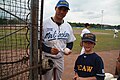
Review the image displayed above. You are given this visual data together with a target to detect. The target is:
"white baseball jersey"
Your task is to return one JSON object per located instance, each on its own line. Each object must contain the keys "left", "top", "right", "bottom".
{"left": 42, "top": 17, "right": 76, "bottom": 58}
{"left": 80, "top": 28, "right": 90, "bottom": 37}
{"left": 114, "top": 29, "right": 118, "bottom": 33}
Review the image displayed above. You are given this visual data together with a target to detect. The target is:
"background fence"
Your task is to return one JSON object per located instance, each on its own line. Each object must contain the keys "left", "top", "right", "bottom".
{"left": 0, "top": 0, "right": 41, "bottom": 80}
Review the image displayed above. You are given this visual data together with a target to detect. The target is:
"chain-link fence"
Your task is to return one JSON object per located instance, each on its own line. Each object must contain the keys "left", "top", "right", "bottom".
{"left": 0, "top": 0, "right": 42, "bottom": 80}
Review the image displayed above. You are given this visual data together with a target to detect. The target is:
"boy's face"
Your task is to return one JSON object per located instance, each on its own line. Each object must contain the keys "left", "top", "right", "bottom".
{"left": 82, "top": 41, "right": 95, "bottom": 53}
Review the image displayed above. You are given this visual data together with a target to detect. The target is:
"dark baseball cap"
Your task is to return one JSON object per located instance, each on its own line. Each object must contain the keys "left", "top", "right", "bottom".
{"left": 56, "top": 0, "right": 70, "bottom": 10}
{"left": 82, "top": 33, "right": 96, "bottom": 43}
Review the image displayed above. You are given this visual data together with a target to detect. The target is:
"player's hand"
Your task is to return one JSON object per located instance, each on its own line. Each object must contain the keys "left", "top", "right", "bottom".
{"left": 64, "top": 48, "right": 72, "bottom": 55}
{"left": 51, "top": 48, "right": 59, "bottom": 55}
{"left": 64, "top": 50, "right": 72, "bottom": 55}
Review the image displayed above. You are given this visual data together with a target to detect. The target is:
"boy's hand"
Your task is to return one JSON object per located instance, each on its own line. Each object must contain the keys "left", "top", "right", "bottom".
{"left": 73, "top": 73, "right": 79, "bottom": 80}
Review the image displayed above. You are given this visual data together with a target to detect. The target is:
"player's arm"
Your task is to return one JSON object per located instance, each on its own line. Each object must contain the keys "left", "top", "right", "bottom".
{"left": 42, "top": 42, "right": 51, "bottom": 53}
{"left": 38, "top": 41, "right": 51, "bottom": 53}
{"left": 42, "top": 43, "right": 59, "bottom": 55}
{"left": 66, "top": 42, "right": 73, "bottom": 49}
{"left": 63, "top": 42, "right": 73, "bottom": 55}
{"left": 38, "top": 41, "right": 59, "bottom": 55}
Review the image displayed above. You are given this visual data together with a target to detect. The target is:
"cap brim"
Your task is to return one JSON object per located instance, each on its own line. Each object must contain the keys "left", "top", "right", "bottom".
{"left": 82, "top": 39, "right": 95, "bottom": 43}
{"left": 57, "top": 5, "right": 70, "bottom": 10}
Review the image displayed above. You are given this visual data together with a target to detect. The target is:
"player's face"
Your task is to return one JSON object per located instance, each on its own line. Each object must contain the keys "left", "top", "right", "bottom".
{"left": 55, "top": 7, "right": 68, "bottom": 20}
{"left": 83, "top": 41, "right": 95, "bottom": 53}
{"left": 87, "top": 26, "right": 90, "bottom": 29}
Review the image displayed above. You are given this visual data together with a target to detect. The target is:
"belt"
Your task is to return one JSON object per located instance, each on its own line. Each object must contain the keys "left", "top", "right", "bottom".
{"left": 45, "top": 55, "right": 62, "bottom": 59}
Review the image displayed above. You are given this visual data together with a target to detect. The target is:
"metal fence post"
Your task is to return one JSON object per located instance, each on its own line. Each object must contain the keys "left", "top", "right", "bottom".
{"left": 39, "top": 0, "right": 44, "bottom": 80}
{"left": 30, "top": 0, "right": 39, "bottom": 79}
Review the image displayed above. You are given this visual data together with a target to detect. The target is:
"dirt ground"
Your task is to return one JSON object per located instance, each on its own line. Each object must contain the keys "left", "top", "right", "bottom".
{"left": 62, "top": 50, "right": 120, "bottom": 80}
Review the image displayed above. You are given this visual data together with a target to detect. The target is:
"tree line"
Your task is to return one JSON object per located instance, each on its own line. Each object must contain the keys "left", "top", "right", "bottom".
{"left": 0, "top": 17, "right": 24, "bottom": 25}
{"left": 69, "top": 22, "right": 120, "bottom": 29}
{"left": 0, "top": 17, "right": 120, "bottom": 29}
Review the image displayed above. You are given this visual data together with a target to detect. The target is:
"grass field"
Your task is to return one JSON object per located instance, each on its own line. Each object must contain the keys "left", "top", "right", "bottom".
{"left": 0, "top": 28, "right": 29, "bottom": 50}
{"left": 0, "top": 27, "right": 120, "bottom": 53}
{"left": 72, "top": 28, "right": 120, "bottom": 54}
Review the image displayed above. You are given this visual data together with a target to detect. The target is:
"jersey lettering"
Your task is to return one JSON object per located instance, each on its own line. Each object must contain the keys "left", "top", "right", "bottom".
{"left": 44, "top": 30, "right": 69, "bottom": 41}
{"left": 58, "top": 31, "right": 69, "bottom": 38}
{"left": 77, "top": 65, "right": 93, "bottom": 72}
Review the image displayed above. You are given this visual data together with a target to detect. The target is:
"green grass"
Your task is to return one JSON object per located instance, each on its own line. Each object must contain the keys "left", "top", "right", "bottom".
{"left": 94, "top": 33, "right": 120, "bottom": 51}
{"left": 0, "top": 28, "right": 120, "bottom": 53}
{"left": 72, "top": 28, "right": 120, "bottom": 54}
{"left": 0, "top": 28, "right": 29, "bottom": 50}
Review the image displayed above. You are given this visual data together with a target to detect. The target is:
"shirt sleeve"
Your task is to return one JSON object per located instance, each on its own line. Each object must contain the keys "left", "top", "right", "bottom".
{"left": 74, "top": 57, "right": 79, "bottom": 72}
{"left": 95, "top": 57, "right": 105, "bottom": 80}
{"left": 38, "top": 40, "right": 51, "bottom": 53}
{"left": 66, "top": 42, "right": 73, "bottom": 50}
{"left": 67, "top": 24, "right": 76, "bottom": 43}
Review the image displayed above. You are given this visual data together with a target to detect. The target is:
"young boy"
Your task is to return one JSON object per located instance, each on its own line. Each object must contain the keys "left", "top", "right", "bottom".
{"left": 80, "top": 23, "right": 91, "bottom": 55}
{"left": 73, "top": 33, "right": 105, "bottom": 80}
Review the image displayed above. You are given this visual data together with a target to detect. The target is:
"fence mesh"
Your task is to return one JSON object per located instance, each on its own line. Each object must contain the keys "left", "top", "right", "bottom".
{"left": 0, "top": 0, "right": 30, "bottom": 79}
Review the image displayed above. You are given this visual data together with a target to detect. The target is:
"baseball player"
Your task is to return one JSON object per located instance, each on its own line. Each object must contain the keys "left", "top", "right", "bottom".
{"left": 38, "top": 0, "right": 76, "bottom": 80}
{"left": 73, "top": 33, "right": 105, "bottom": 80}
{"left": 80, "top": 23, "right": 91, "bottom": 55}
{"left": 113, "top": 28, "right": 119, "bottom": 38}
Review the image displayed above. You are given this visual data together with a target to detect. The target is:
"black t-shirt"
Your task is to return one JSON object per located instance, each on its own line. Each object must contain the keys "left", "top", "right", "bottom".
{"left": 74, "top": 53, "right": 105, "bottom": 80}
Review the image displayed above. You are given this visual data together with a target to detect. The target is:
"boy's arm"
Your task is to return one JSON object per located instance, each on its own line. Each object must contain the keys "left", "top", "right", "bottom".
{"left": 95, "top": 57, "right": 105, "bottom": 80}
{"left": 77, "top": 77, "right": 96, "bottom": 80}
{"left": 73, "top": 73, "right": 96, "bottom": 80}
